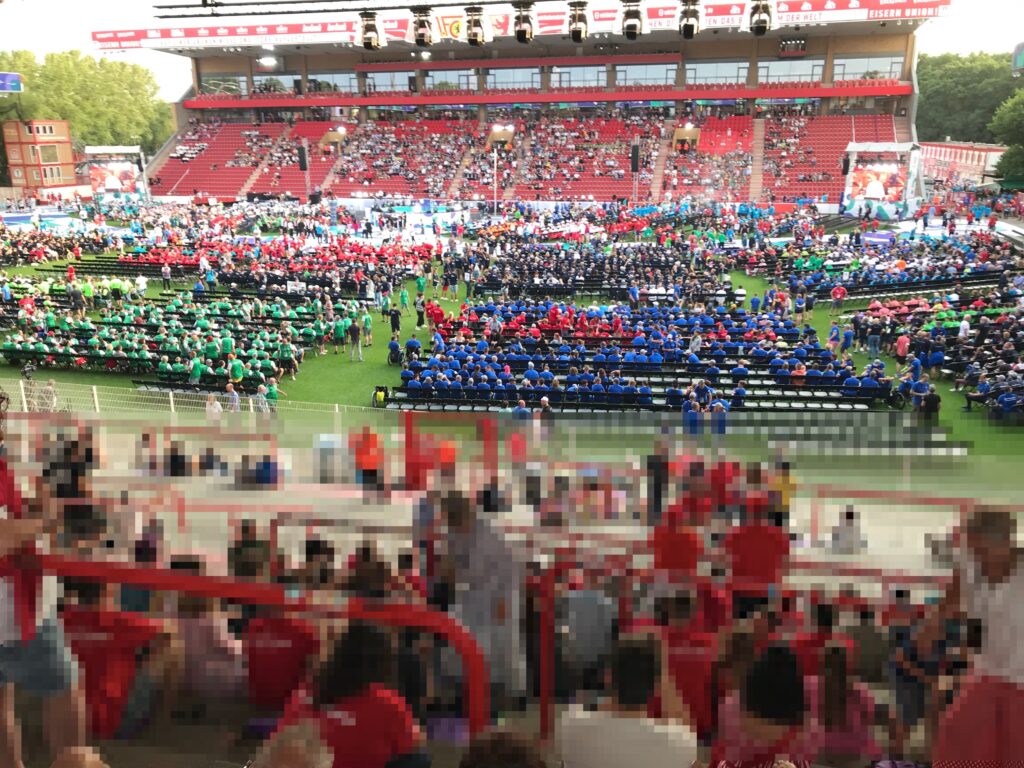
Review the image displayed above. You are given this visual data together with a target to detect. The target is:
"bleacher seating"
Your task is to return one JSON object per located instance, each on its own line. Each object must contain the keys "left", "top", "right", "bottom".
{"left": 247, "top": 121, "right": 356, "bottom": 197}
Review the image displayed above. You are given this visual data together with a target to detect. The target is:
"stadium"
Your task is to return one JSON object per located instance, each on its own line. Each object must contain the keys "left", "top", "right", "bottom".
{"left": 0, "top": 0, "right": 1023, "bottom": 766}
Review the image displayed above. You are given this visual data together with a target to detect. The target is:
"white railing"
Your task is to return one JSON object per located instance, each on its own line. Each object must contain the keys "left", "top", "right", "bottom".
{"left": 0, "top": 376, "right": 374, "bottom": 421}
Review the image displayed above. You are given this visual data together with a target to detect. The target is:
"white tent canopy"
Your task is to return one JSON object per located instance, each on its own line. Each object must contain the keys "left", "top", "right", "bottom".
{"left": 84, "top": 146, "right": 142, "bottom": 155}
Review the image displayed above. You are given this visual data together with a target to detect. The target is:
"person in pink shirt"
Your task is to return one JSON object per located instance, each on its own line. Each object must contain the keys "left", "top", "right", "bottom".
{"left": 806, "top": 644, "right": 882, "bottom": 768}
{"left": 894, "top": 332, "right": 911, "bottom": 365}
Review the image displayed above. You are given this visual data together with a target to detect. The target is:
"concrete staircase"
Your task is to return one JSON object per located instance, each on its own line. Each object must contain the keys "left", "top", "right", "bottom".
{"left": 446, "top": 147, "right": 476, "bottom": 199}
{"left": 748, "top": 118, "right": 767, "bottom": 202}
{"left": 503, "top": 132, "right": 532, "bottom": 202}
{"left": 239, "top": 126, "right": 295, "bottom": 197}
{"left": 894, "top": 115, "right": 914, "bottom": 143}
{"left": 648, "top": 119, "right": 676, "bottom": 203}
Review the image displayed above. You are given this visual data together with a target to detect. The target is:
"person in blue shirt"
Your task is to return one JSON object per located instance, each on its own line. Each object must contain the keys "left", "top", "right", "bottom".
{"left": 691, "top": 380, "right": 713, "bottom": 408}
{"left": 995, "top": 390, "right": 1020, "bottom": 416}
{"left": 405, "top": 335, "right": 423, "bottom": 359}
{"left": 827, "top": 323, "right": 840, "bottom": 350}
{"left": 665, "top": 381, "right": 684, "bottom": 409}
{"left": 731, "top": 383, "right": 748, "bottom": 409}
{"left": 910, "top": 375, "right": 931, "bottom": 409}
{"left": 839, "top": 325, "right": 855, "bottom": 354}
{"left": 749, "top": 295, "right": 761, "bottom": 314}
{"left": 637, "top": 382, "right": 654, "bottom": 406}
{"left": 607, "top": 379, "right": 625, "bottom": 402}
{"left": 906, "top": 356, "right": 923, "bottom": 382}
{"left": 962, "top": 374, "right": 992, "bottom": 412}
{"left": 523, "top": 363, "right": 540, "bottom": 382}
{"left": 841, "top": 374, "right": 862, "bottom": 397}
{"left": 730, "top": 361, "right": 750, "bottom": 378}
{"left": 513, "top": 400, "right": 532, "bottom": 419}
{"left": 704, "top": 364, "right": 721, "bottom": 384}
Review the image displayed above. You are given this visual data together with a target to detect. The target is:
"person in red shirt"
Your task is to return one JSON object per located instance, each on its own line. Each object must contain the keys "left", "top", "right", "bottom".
{"left": 270, "top": 622, "right": 425, "bottom": 768}
{"left": 243, "top": 612, "right": 320, "bottom": 712}
{"left": 59, "top": 579, "right": 180, "bottom": 740}
{"left": 792, "top": 603, "right": 856, "bottom": 679}
{"left": 830, "top": 284, "right": 848, "bottom": 316}
{"left": 658, "top": 592, "right": 717, "bottom": 741}
{"left": 725, "top": 508, "right": 791, "bottom": 620}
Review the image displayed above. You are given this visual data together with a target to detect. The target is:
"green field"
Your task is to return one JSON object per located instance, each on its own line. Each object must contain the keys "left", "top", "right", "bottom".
{"left": 7, "top": 248, "right": 1024, "bottom": 457}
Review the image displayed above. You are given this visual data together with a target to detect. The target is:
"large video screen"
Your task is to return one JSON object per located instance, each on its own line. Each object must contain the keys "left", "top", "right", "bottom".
{"left": 89, "top": 161, "right": 140, "bottom": 195}
{"left": 846, "top": 161, "right": 907, "bottom": 204}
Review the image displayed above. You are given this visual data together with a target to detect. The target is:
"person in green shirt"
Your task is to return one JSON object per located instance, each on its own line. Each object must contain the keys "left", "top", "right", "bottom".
{"left": 361, "top": 311, "right": 373, "bottom": 347}
{"left": 415, "top": 274, "right": 427, "bottom": 295}
{"left": 333, "top": 317, "right": 347, "bottom": 354}
{"left": 171, "top": 358, "right": 187, "bottom": 375}
{"left": 265, "top": 377, "right": 286, "bottom": 412}
{"left": 400, "top": 287, "right": 410, "bottom": 316}
{"left": 226, "top": 353, "right": 243, "bottom": 383}
{"left": 313, "top": 317, "right": 328, "bottom": 356}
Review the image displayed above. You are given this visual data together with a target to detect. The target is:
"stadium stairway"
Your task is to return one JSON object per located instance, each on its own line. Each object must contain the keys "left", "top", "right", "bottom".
{"left": 503, "top": 132, "right": 531, "bottom": 202}
{"left": 446, "top": 143, "right": 478, "bottom": 200}
{"left": 238, "top": 127, "right": 294, "bottom": 198}
{"left": 647, "top": 118, "right": 676, "bottom": 201}
{"left": 749, "top": 118, "right": 766, "bottom": 201}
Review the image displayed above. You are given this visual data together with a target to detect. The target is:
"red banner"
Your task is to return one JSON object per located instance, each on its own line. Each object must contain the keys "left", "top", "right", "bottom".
{"left": 536, "top": 10, "right": 568, "bottom": 35}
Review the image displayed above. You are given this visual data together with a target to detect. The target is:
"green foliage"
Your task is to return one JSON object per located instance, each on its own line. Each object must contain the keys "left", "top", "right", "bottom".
{"left": 989, "top": 89, "right": 1024, "bottom": 149}
{"left": 916, "top": 52, "right": 1022, "bottom": 143}
{"left": 0, "top": 50, "right": 175, "bottom": 184}
{"left": 995, "top": 145, "right": 1024, "bottom": 180}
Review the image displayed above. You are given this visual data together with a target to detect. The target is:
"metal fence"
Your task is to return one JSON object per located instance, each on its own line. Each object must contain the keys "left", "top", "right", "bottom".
{"left": 0, "top": 376, "right": 375, "bottom": 422}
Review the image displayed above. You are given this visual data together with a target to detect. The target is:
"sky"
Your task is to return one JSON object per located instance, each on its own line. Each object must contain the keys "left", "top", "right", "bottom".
{"left": 0, "top": 0, "right": 1021, "bottom": 101}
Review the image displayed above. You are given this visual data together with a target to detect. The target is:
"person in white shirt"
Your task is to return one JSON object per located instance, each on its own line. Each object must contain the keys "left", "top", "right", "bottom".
{"left": 205, "top": 393, "right": 223, "bottom": 421}
{"left": 958, "top": 317, "right": 971, "bottom": 340}
{"left": 830, "top": 505, "right": 866, "bottom": 555}
{"left": 556, "top": 636, "right": 698, "bottom": 768}
{"left": 931, "top": 507, "right": 1024, "bottom": 766}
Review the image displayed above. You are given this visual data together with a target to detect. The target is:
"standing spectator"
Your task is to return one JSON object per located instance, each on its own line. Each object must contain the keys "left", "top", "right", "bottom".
{"left": 921, "top": 385, "right": 942, "bottom": 425}
{"left": 931, "top": 507, "right": 1024, "bottom": 766}
{"left": 225, "top": 383, "right": 241, "bottom": 413}
{"left": 205, "top": 393, "right": 223, "bottom": 422}
{"left": 807, "top": 644, "right": 882, "bottom": 767}
{"left": 414, "top": 293, "right": 426, "bottom": 330}
{"left": 830, "top": 283, "right": 848, "bottom": 316}
{"left": 161, "top": 263, "right": 171, "bottom": 291}
{"left": 254, "top": 384, "right": 271, "bottom": 414}
{"left": 440, "top": 491, "right": 526, "bottom": 707}
{"left": 556, "top": 636, "right": 697, "bottom": 768}
{"left": 348, "top": 319, "right": 363, "bottom": 363}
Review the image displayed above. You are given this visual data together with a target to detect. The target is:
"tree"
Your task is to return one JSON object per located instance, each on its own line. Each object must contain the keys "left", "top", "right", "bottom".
{"left": 0, "top": 50, "right": 174, "bottom": 184}
{"left": 916, "top": 52, "right": 1022, "bottom": 144}
{"left": 989, "top": 89, "right": 1024, "bottom": 148}
{"left": 994, "top": 145, "right": 1024, "bottom": 180}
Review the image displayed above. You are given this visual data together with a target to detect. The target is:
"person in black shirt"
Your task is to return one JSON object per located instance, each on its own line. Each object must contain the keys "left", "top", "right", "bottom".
{"left": 921, "top": 385, "right": 941, "bottom": 425}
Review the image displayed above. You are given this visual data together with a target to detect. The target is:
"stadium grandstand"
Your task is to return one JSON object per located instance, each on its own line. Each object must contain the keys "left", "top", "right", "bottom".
{"left": 108, "top": 0, "right": 928, "bottom": 209}
{"left": 2, "top": 1, "right": 1024, "bottom": 768}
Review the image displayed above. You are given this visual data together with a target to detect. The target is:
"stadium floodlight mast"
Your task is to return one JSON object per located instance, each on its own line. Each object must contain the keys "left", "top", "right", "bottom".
{"left": 513, "top": 3, "right": 534, "bottom": 44}
{"left": 491, "top": 123, "right": 514, "bottom": 213}
{"left": 749, "top": 0, "right": 773, "bottom": 37}
{"left": 361, "top": 11, "right": 383, "bottom": 50}
{"left": 466, "top": 6, "right": 486, "bottom": 46}
{"left": 621, "top": 1, "right": 642, "bottom": 40}
{"left": 569, "top": 1, "right": 588, "bottom": 44}
{"left": 413, "top": 7, "right": 433, "bottom": 47}
{"left": 679, "top": 0, "right": 700, "bottom": 40}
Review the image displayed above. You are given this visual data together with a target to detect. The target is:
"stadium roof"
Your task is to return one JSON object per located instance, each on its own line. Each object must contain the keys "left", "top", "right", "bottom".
{"left": 92, "top": 0, "right": 948, "bottom": 55}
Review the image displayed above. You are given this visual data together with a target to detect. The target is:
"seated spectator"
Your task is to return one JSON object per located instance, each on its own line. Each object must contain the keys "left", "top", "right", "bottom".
{"left": 459, "top": 730, "right": 548, "bottom": 768}
{"left": 710, "top": 645, "right": 821, "bottom": 767}
{"left": 556, "top": 635, "right": 697, "bottom": 768}
{"left": 270, "top": 622, "right": 428, "bottom": 768}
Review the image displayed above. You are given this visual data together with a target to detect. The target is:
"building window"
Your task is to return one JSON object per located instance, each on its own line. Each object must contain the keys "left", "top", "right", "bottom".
{"left": 38, "top": 145, "right": 60, "bottom": 164}
{"left": 616, "top": 63, "right": 677, "bottom": 87}
{"left": 12, "top": 168, "right": 23, "bottom": 179}
{"left": 550, "top": 66, "right": 605, "bottom": 89}
{"left": 686, "top": 61, "right": 748, "bottom": 85}
{"left": 199, "top": 74, "right": 247, "bottom": 95}
{"left": 252, "top": 73, "right": 298, "bottom": 94}
{"left": 306, "top": 72, "right": 358, "bottom": 93}
{"left": 366, "top": 71, "right": 415, "bottom": 93}
{"left": 833, "top": 55, "right": 904, "bottom": 81}
{"left": 425, "top": 69, "right": 476, "bottom": 91}
{"left": 759, "top": 58, "right": 824, "bottom": 83}
{"left": 31, "top": 170, "right": 40, "bottom": 181}
{"left": 485, "top": 67, "right": 541, "bottom": 90}
{"left": 42, "top": 166, "right": 63, "bottom": 181}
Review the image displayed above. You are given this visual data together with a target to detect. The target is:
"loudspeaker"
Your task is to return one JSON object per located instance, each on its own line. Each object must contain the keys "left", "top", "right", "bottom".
{"left": 409, "top": 75, "right": 418, "bottom": 93}
{"left": 841, "top": 156, "right": 850, "bottom": 176}
{"left": 630, "top": 143, "right": 640, "bottom": 173}
{"left": 309, "top": 191, "right": 322, "bottom": 205}
{"left": 293, "top": 78, "right": 304, "bottom": 95}
{"left": 298, "top": 145, "right": 308, "bottom": 172}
